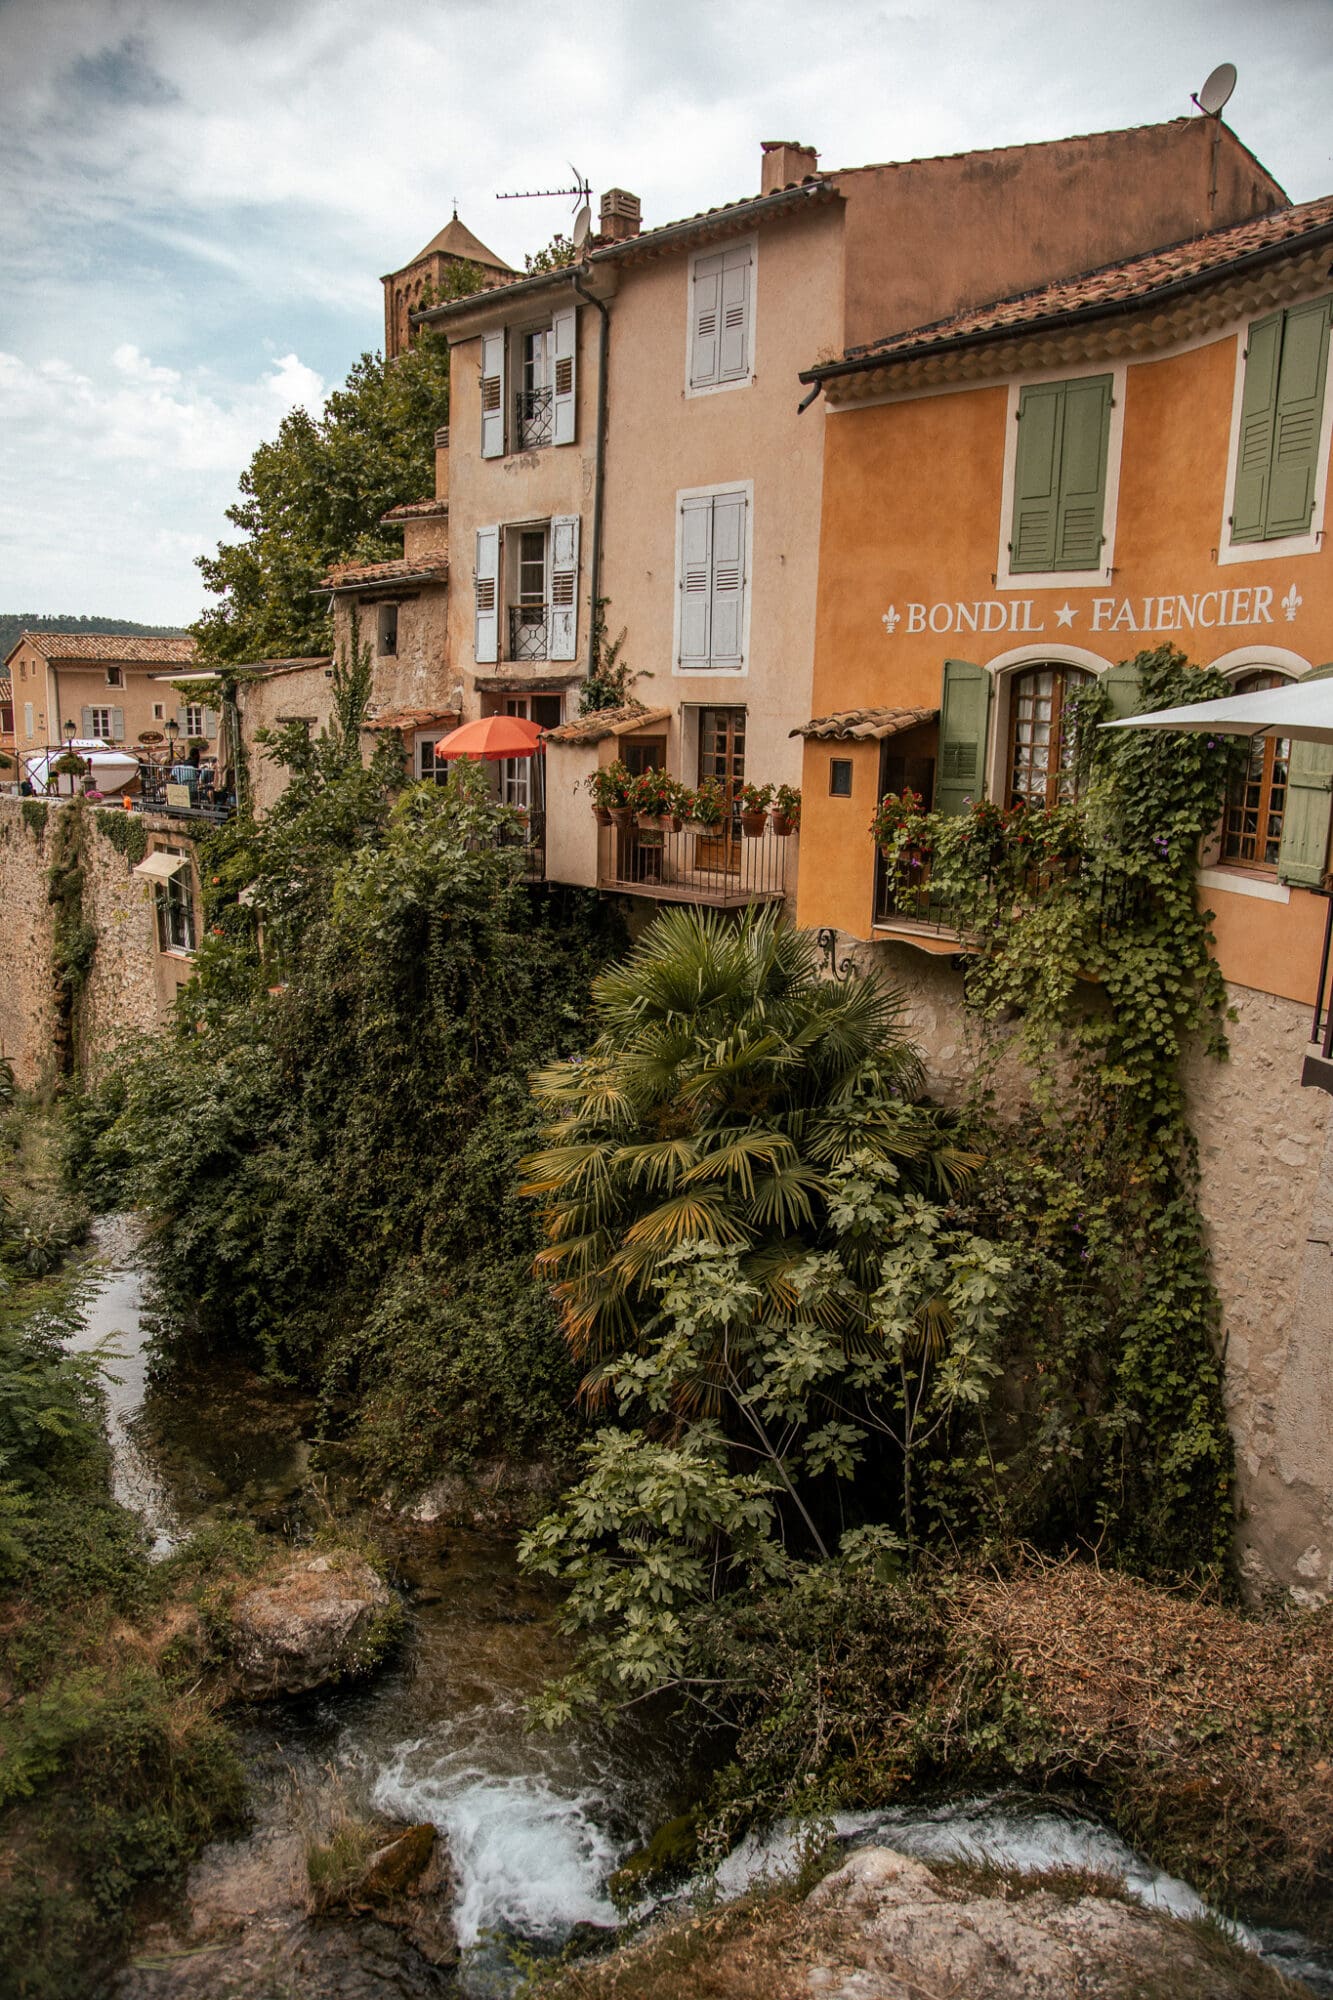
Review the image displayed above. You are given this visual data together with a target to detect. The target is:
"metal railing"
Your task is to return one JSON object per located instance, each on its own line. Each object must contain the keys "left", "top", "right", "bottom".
{"left": 873, "top": 845, "right": 1147, "bottom": 944}
{"left": 598, "top": 819, "right": 793, "bottom": 907}
{"left": 508, "top": 605, "right": 551, "bottom": 662}
{"left": 10, "top": 745, "right": 235, "bottom": 823}
{"left": 1303, "top": 893, "right": 1333, "bottom": 1093}
{"left": 515, "top": 387, "right": 554, "bottom": 450}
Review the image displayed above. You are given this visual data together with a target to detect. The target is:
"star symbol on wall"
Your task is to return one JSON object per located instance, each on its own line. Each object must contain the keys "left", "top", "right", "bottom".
{"left": 1053, "top": 603, "right": 1077, "bottom": 629}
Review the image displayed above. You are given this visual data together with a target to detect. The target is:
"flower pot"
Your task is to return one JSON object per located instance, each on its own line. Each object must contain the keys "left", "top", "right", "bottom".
{"left": 670, "top": 814, "right": 684, "bottom": 833}
{"left": 592, "top": 805, "right": 612, "bottom": 825}
{"left": 686, "top": 819, "right": 714, "bottom": 837}
{"left": 741, "top": 810, "right": 768, "bottom": 839}
{"left": 609, "top": 806, "right": 633, "bottom": 830}
{"left": 636, "top": 813, "right": 669, "bottom": 832}
{"left": 771, "top": 812, "right": 795, "bottom": 837}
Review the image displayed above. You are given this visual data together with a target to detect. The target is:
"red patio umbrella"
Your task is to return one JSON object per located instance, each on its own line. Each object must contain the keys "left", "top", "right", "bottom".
{"left": 434, "top": 714, "right": 546, "bottom": 760}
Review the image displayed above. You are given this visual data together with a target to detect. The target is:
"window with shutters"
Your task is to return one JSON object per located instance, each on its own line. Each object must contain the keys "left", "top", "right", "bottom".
{"left": 1227, "top": 298, "right": 1332, "bottom": 548}
{"left": 1005, "top": 665, "right": 1092, "bottom": 810}
{"left": 496, "top": 516, "right": 580, "bottom": 664}
{"left": 687, "top": 239, "right": 755, "bottom": 394}
{"left": 675, "top": 485, "right": 751, "bottom": 672}
{"left": 89, "top": 706, "right": 114, "bottom": 741}
{"left": 1220, "top": 673, "right": 1291, "bottom": 870}
{"left": 184, "top": 704, "right": 207, "bottom": 739}
{"left": 1006, "top": 375, "right": 1114, "bottom": 576}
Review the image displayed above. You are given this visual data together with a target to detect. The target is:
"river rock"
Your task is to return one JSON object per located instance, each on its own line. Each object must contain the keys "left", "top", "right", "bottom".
{"left": 400, "top": 1457, "right": 558, "bottom": 1531}
{"left": 227, "top": 1551, "right": 400, "bottom": 1699}
{"left": 804, "top": 1845, "right": 1268, "bottom": 1997}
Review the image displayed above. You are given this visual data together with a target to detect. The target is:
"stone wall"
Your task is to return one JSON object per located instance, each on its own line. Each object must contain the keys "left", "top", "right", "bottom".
{"left": 0, "top": 794, "right": 200, "bottom": 1086}
{"left": 824, "top": 925, "right": 1333, "bottom": 1606}
{"left": 238, "top": 664, "right": 336, "bottom": 817}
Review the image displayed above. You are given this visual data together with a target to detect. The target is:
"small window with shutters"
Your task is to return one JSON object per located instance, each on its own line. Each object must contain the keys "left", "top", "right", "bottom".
{"left": 675, "top": 486, "right": 750, "bottom": 671}
{"left": 1229, "top": 298, "right": 1332, "bottom": 546}
{"left": 1008, "top": 375, "right": 1113, "bottom": 575}
{"left": 687, "top": 239, "right": 755, "bottom": 394}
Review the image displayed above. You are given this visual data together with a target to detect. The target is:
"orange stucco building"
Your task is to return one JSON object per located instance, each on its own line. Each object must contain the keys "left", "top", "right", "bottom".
{"left": 795, "top": 195, "right": 1333, "bottom": 1009}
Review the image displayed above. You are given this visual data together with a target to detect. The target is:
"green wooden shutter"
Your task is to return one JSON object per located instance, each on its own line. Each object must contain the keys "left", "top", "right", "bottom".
{"left": 1276, "top": 665, "right": 1333, "bottom": 889}
{"left": 1054, "top": 375, "right": 1112, "bottom": 569}
{"left": 1230, "top": 312, "right": 1282, "bottom": 542}
{"left": 935, "top": 659, "right": 991, "bottom": 816}
{"left": 1266, "top": 299, "right": 1331, "bottom": 538}
{"left": 1010, "top": 384, "right": 1062, "bottom": 572}
{"left": 1100, "top": 661, "right": 1142, "bottom": 720}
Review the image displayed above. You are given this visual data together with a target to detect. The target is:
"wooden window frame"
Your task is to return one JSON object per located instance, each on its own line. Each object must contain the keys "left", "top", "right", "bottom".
{"left": 1004, "top": 664, "right": 1092, "bottom": 811}
{"left": 1220, "top": 671, "right": 1290, "bottom": 873}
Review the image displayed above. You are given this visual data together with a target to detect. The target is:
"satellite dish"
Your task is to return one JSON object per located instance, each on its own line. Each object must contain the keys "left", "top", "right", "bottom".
{"left": 1194, "top": 62, "right": 1237, "bottom": 117}
{"left": 572, "top": 203, "right": 592, "bottom": 250}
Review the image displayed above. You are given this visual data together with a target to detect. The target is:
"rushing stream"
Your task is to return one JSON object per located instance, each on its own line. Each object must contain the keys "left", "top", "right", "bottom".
{"left": 73, "top": 1219, "right": 1333, "bottom": 1997}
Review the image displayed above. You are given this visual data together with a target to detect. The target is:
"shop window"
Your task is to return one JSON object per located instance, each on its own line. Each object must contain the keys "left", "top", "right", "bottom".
{"left": 1006, "top": 665, "right": 1092, "bottom": 810}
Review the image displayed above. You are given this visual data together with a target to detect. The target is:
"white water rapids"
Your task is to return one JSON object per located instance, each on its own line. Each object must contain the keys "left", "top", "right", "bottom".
{"left": 71, "top": 1223, "right": 1333, "bottom": 1997}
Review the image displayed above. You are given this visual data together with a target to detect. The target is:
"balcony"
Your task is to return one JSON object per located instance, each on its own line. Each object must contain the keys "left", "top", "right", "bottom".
{"left": 597, "top": 819, "right": 793, "bottom": 908}
{"left": 873, "top": 845, "right": 1147, "bottom": 951}
{"left": 515, "top": 387, "right": 553, "bottom": 451}
{"left": 509, "top": 604, "right": 550, "bottom": 663}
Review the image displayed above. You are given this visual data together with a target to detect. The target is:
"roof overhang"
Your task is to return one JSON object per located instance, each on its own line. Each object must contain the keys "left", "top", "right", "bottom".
{"left": 321, "top": 567, "right": 448, "bottom": 595}
{"left": 133, "top": 850, "right": 189, "bottom": 882}
{"left": 414, "top": 262, "right": 619, "bottom": 339}
{"left": 544, "top": 703, "right": 672, "bottom": 747}
{"left": 805, "top": 223, "right": 1333, "bottom": 406}
{"left": 793, "top": 706, "right": 938, "bottom": 741}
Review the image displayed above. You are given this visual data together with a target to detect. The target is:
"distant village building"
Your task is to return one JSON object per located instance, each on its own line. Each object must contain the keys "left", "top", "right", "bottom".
{"left": 3, "top": 632, "right": 203, "bottom": 768}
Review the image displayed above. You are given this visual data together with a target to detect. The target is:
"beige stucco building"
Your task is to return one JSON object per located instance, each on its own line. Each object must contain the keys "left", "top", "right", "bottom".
{"left": 5, "top": 633, "right": 204, "bottom": 773}
{"left": 416, "top": 121, "right": 1285, "bottom": 906}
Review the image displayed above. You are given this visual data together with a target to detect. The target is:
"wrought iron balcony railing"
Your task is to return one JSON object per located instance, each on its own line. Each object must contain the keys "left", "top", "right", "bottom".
{"left": 509, "top": 604, "right": 551, "bottom": 662}
{"left": 872, "top": 844, "right": 1148, "bottom": 947}
{"left": 515, "top": 387, "right": 554, "bottom": 450}
{"left": 598, "top": 819, "right": 793, "bottom": 908}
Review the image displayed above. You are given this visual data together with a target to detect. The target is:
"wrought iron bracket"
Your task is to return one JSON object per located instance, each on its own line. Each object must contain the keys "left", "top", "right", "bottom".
{"left": 816, "top": 927, "right": 858, "bottom": 980}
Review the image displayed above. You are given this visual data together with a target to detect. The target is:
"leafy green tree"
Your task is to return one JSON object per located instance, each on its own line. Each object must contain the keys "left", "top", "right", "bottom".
{"left": 192, "top": 318, "right": 466, "bottom": 665}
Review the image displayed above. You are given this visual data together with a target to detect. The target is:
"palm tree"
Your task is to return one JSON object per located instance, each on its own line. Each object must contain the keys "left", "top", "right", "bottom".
{"left": 521, "top": 906, "right": 974, "bottom": 1405}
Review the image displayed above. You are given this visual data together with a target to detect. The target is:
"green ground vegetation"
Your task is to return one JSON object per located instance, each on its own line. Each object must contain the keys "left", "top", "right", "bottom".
{"left": 0, "top": 1090, "right": 248, "bottom": 2000}
{"left": 67, "top": 692, "right": 627, "bottom": 1489}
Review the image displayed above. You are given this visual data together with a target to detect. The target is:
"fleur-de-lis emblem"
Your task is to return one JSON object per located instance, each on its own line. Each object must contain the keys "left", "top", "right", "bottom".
{"left": 1282, "top": 583, "right": 1303, "bottom": 623}
{"left": 881, "top": 605, "right": 901, "bottom": 635}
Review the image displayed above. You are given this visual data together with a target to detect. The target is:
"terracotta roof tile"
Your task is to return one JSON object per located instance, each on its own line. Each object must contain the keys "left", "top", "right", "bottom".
{"left": 366, "top": 706, "right": 460, "bottom": 732}
{"left": 544, "top": 703, "right": 671, "bottom": 746}
{"left": 6, "top": 632, "right": 195, "bottom": 666}
{"left": 321, "top": 555, "right": 448, "bottom": 589}
{"left": 819, "top": 193, "right": 1333, "bottom": 375}
{"left": 380, "top": 498, "right": 449, "bottom": 523}
{"left": 793, "top": 706, "right": 938, "bottom": 741}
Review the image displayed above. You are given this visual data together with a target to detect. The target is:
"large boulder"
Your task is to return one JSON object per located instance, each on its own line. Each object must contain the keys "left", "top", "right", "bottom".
{"left": 227, "top": 1552, "right": 400, "bottom": 1700}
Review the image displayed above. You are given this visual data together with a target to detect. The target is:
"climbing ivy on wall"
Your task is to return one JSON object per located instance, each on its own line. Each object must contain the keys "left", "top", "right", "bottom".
{"left": 46, "top": 804, "right": 97, "bottom": 1077}
{"left": 94, "top": 809, "right": 149, "bottom": 868}
{"left": 883, "top": 648, "right": 1244, "bottom": 1578}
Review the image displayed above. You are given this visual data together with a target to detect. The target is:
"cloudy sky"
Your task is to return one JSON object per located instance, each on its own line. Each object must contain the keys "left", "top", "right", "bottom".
{"left": 3, "top": 0, "right": 1331, "bottom": 626}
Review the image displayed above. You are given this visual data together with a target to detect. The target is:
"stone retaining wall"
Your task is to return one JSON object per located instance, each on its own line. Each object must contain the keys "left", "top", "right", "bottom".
{"left": 828, "top": 927, "right": 1333, "bottom": 1605}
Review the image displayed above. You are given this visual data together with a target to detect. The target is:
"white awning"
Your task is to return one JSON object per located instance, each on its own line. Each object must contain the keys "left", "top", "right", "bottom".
{"left": 132, "top": 851, "right": 188, "bottom": 882}
{"left": 1102, "top": 675, "right": 1333, "bottom": 745}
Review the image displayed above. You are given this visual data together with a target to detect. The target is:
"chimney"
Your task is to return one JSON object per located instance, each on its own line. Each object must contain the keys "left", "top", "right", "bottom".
{"left": 761, "top": 140, "right": 818, "bottom": 195}
{"left": 434, "top": 426, "right": 449, "bottom": 502}
{"left": 599, "top": 188, "right": 641, "bottom": 243}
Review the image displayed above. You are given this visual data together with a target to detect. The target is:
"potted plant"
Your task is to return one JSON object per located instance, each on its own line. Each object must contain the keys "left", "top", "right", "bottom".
{"left": 629, "top": 767, "right": 676, "bottom": 830}
{"left": 771, "top": 783, "right": 801, "bottom": 836}
{"left": 738, "top": 781, "right": 773, "bottom": 838}
{"left": 587, "top": 760, "right": 633, "bottom": 827}
{"left": 685, "top": 776, "right": 727, "bottom": 832}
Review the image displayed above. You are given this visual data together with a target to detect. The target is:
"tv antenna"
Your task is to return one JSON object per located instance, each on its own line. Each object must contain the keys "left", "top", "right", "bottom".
{"left": 497, "top": 164, "right": 593, "bottom": 249}
{"left": 1192, "top": 62, "right": 1237, "bottom": 116}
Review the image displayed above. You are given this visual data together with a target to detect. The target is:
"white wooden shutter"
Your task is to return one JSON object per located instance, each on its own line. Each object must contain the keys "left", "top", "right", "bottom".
{"left": 80, "top": 706, "right": 94, "bottom": 737}
{"left": 111, "top": 707, "right": 126, "bottom": 740}
{"left": 677, "top": 497, "right": 714, "bottom": 664}
{"left": 717, "top": 245, "right": 752, "bottom": 382}
{"left": 548, "top": 515, "right": 580, "bottom": 660}
{"left": 474, "top": 525, "right": 500, "bottom": 663}
{"left": 480, "top": 331, "right": 505, "bottom": 459}
{"left": 201, "top": 707, "right": 218, "bottom": 738}
{"left": 709, "top": 492, "right": 747, "bottom": 666}
{"left": 552, "top": 309, "right": 576, "bottom": 446}
{"left": 689, "top": 253, "right": 723, "bottom": 388}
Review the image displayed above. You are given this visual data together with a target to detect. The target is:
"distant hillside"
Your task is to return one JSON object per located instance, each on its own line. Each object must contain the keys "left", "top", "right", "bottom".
{"left": 0, "top": 613, "right": 189, "bottom": 667}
